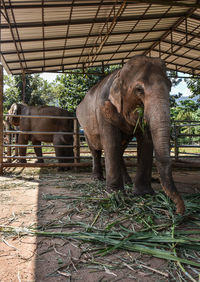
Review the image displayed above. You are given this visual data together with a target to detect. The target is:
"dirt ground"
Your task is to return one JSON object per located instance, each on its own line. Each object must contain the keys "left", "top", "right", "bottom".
{"left": 0, "top": 165, "right": 200, "bottom": 282}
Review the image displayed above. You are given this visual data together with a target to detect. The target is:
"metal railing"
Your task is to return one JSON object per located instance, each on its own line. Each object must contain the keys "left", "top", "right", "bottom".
{"left": 2, "top": 115, "right": 200, "bottom": 172}
{"left": 2, "top": 114, "right": 84, "bottom": 168}
{"left": 172, "top": 120, "right": 200, "bottom": 160}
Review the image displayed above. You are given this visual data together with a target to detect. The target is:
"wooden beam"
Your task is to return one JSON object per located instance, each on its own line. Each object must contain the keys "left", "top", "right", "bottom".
{"left": 0, "top": 65, "right": 3, "bottom": 174}
{"left": 0, "top": 12, "right": 187, "bottom": 29}
{"left": 1, "top": 1, "right": 199, "bottom": 10}
{"left": 2, "top": 162, "right": 92, "bottom": 168}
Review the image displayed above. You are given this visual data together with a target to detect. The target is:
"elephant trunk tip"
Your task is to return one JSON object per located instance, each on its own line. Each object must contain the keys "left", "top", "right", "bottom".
{"left": 162, "top": 186, "right": 185, "bottom": 215}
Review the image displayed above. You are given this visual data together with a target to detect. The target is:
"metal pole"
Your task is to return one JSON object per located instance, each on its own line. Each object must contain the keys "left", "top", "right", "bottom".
{"left": 174, "top": 125, "right": 179, "bottom": 161}
{"left": 74, "top": 119, "right": 80, "bottom": 165}
{"left": 0, "top": 65, "right": 4, "bottom": 174}
{"left": 22, "top": 72, "right": 26, "bottom": 103}
{"left": 7, "top": 122, "right": 12, "bottom": 163}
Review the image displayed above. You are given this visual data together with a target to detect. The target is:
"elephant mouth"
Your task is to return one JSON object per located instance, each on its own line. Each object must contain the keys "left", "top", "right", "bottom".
{"left": 125, "top": 108, "right": 144, "bottom": 129}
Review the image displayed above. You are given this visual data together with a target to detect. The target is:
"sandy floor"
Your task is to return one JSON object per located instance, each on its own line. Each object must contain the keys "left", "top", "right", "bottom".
{"left": 0, "top": 166, "right": 200, "bottom": 282}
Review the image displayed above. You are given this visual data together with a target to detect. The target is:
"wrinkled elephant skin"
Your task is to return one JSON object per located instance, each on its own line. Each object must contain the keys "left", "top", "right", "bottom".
{"left": 8, "top": 104, "right": 74, "bottom": 167}
{"left": 76, "top": 55, "right": 185, "bottom": 215}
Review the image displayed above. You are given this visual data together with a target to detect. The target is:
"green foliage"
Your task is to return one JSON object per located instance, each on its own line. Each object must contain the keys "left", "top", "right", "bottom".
{"left": 169, "top": 76, "right": 200, "bottom": 145}
{"left": 3, "top": 75, "right": 20, "bottom": 111}
{"left": 170, "top": 93, "right": 182, "bottom": 108}
{"left": 171, "top": 100, "right": 200, "bottom": 121}
{"left": 170, "top": 77, "right": 200, "bottom": 122}
{"left": 53, "top": 66, "right": 120, "bottom": 112}
{"left": 185, "top": 77, "right": 200, "bottom": 104}
{"left": 168, "top": 71, "right": 182, "bottom": 88}
{"left": 53, "top": 70, "right": 96, "bottom": 112}
{"left": 3, "top": 73, "right": 55, "bottom": 111}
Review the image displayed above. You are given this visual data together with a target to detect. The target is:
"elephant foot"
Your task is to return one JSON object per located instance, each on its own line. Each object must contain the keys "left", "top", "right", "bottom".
{"left": 134, "top": 185, "right": 155, "bottom": 196}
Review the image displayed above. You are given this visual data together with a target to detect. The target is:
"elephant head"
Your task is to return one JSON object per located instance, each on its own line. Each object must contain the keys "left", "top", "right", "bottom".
{"left": 8, "top": 103, "right": 23, "bottom": 127}
{"left": 108, "top": 55, "right": 184, "bottom": 214}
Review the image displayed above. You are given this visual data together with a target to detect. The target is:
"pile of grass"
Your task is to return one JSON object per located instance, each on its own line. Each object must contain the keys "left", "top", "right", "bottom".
{"left": 1, "top": 178, "right": 200, "bottom": 280}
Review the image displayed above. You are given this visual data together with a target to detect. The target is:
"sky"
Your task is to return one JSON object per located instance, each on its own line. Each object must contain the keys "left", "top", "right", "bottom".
{"left": 40, "top": 72, "right": 192, "bottom": 97}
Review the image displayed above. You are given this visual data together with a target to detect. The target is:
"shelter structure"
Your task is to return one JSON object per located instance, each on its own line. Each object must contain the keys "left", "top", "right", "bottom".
{"left": 0, "top": 0, "right": 200, "bottom": 171}
{"left": 0, "top": 0, "right": 200, "bottom": 76}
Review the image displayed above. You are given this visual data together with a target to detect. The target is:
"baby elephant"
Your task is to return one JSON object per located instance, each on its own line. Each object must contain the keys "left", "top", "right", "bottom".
{"left": 8, "top": 103, "right": 74, "bottom": 166}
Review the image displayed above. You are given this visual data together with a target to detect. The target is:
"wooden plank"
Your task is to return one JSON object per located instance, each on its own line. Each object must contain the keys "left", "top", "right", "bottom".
{"left": 5, "top": 130, "right": 74, "bottom": 135}
{"left": 0, "top": 65, "right": 3, "bottom": 174}
{"left": 5, "top": 114, "right": 77, "bottom": 119}
{"left": 74, "top": 119, "right": 80, "bottom": 164}
{"left": 2, "top": 162, "right": 92, "bottom": 168}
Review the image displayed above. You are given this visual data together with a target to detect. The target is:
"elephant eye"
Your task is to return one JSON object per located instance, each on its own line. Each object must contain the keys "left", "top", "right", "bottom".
{"left": 135, "top": 84, "right": 144, "bottom": 96}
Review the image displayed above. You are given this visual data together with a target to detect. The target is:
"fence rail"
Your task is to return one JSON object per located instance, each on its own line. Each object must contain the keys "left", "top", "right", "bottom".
{"left": 2, "top": 114, "right": 81, "bottom": 169}
{"left": 5, "top": 114, "right": 76, "bottom": 119}
{"left": 172, "top": 120, "right": 200, "bottom": 160}
{"left": 1, "top": 114, "right": 200, "bottom": 172}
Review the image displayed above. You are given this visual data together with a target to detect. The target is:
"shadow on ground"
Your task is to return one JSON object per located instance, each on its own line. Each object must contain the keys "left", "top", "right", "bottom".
{"left": 0, "top": 165, "right": 200, "bottom": 281}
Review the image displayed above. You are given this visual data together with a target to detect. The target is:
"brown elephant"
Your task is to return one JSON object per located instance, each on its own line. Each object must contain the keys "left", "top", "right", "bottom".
{"left": 76, "top": 55, "right": 185, "bottom": 214}
{"left": 8, "top": 103, "right": 74, "bottom": 166}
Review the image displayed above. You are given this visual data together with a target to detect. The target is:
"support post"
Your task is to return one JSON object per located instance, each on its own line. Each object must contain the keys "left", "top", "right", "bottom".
{"left": 0, "top": 65, "right": 4, "bottom": 174}
{"left": 7, "top": 126, "right": 12, "bottom": 163}
{"left": 22, "top": 72, "right": 26, "bottom": 103}
{"left": 74, "top": 119, "right": 80, "bottom": 166}
{"left": 174, "top": 125, "right": 179, "bottom": 161}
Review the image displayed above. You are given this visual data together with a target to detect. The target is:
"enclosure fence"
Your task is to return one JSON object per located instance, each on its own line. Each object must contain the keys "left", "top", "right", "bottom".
{"left": 172, "top": 120, "right": 200, "bottom": 161}
{"left": 1, "top": 115, "right": 200, "bottom": 173}
{"left": 1, "top": 114, "right": 89, "bottom": 171}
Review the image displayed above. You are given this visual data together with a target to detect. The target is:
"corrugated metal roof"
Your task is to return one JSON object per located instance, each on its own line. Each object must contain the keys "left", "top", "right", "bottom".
{"left": 0, "top": 0, "right": 200, "bottom": 75}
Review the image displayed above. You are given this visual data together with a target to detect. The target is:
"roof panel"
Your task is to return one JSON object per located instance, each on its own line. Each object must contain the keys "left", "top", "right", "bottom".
{"left": 0, "top": 0, "right": 200, "bottom": 75}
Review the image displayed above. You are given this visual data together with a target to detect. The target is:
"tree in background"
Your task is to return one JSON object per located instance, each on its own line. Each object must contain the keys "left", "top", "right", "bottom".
{"left": 53, "top": 66, "right": 120, "bottom": 112}
{"left": 4, "top": 69, "right": 199, "bottom": 122}
{"left": 4, "top": 73, "right": 55, "bottom": 111}
{"left": 170, "top": 77, "right": 200, "bottom": 121}
{"left": 170, "top": 77, "right": 200, "bottom": 144}
{"left": 3, "top": 74, "right": 20, "bottom": 111}
{"left": 185, "top": 77, "right": 200, "bottom": 106}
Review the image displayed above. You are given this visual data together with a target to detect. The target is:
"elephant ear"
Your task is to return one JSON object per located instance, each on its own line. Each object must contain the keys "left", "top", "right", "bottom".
{"left": 9, "top": 103, "right": 21, "bottom": 115}
{"left": 8, "top": 103, "right": 22, "bottom": 126}
{"left": 108, "top": 71, "right": 122, "bottom": 113}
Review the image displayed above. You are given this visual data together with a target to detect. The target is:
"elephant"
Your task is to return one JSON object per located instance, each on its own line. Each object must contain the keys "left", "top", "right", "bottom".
{"left": 76, "top": 55, "right": 185, "bottom": 215}
{"left": 8, "top": 103, "right": 74, "bottom": 167}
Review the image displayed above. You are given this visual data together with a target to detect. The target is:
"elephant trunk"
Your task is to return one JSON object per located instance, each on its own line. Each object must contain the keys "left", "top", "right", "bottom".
{"left": 145, "top": 98, "right": 185, "bottom": 214}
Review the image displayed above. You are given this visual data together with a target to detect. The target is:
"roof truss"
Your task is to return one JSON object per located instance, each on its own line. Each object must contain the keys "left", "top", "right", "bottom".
{"left": 0, "top": 0, "right": 200, "bottom": 76}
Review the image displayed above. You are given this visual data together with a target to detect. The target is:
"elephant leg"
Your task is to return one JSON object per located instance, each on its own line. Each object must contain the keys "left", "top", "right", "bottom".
{"left": 134, "top": 130, "right": 154, "bottom": 195}
{"left": 54, "top": 135, "right": 74, "bottom": 171}
{"left": 32, "top": 139, "right": 44, "bottom": 163}
{"left": 92, "top": 149, "right": 104, "bottom": 181}
{"left": 85, "top": 136, "right": 104, "bottom": 180}
{"left": 121, "top": 139, "right": 132, "bottom": 185}
{"left": 18, "top": 134, "right": 28, "bottom": 163}
{"left": 121, "top": 157, "right": 132, "bottom": 185}
{"left": 103, "top": 127, "right": 124, "bottom": 192}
